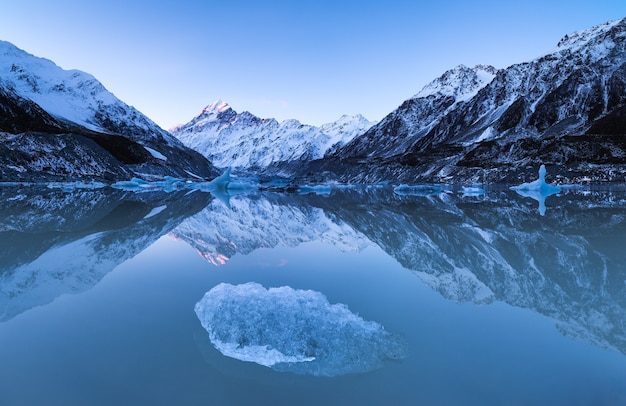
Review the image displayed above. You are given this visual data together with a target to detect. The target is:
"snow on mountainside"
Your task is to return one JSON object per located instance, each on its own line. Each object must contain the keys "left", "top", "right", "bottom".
{"left": 413, "top": 64, "right": 498, "bottom": 101}
{"left": 0, "top": 40, "right": 168, "bottom": 141}
{"left": 309, "top": 18, "right": 626, "bottom": 184}
{"left": 0, "top": 40, "right": 217, "bottom": 181}
{"left": 170, "top": 100, "right": 374, "bottom": 171}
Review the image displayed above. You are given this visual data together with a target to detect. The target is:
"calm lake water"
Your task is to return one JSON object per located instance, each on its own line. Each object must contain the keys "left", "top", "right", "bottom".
{"left": 0, "top": 184, "right": 625, "bottom": 405}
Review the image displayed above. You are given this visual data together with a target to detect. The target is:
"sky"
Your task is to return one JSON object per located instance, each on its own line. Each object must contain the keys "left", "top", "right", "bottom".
{"left": 1, "top": 1, "right": 625, "bottom": 130}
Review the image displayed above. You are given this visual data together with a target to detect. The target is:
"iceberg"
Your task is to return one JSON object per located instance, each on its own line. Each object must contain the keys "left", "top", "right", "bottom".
{"left": 46, "top": 181, "right": 107, "bottom": 191}
{"left": 297, "top": 184, "right": 332, "bottom": 195}
{"left": 194, "top": 282, "right": 407, "bottom": 376}
{"left": 209, "top": 167, "right": 231, "bottom": 189}
{"left": 111, "top": 176, "right": 186, "bottom": 192}
{"left": 510, "top": 165, "right": 561, "bottom": 215}
{"left": 393, "top": 184, "right": 442, "bottom": 196}
{"left": 111, "top": 177, "right": 153, "bottom": 191}
{"left": 461, "top": 186, "right": 485, "bottom": 197}
{"left": 510, "top": 165, "right": 561, "bottom": 193}
{"left": 186, "top": 168, "right": 231, "bottom": 192}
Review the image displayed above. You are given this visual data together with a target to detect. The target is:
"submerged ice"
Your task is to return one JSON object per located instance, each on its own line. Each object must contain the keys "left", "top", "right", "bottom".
{"left": 194, "top": 282, "right": 407, "bottom": 376}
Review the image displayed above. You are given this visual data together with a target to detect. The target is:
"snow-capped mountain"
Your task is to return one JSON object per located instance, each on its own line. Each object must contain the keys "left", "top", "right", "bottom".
{"left": 308, "top": 18, "right": 626, "bottom": 184}
{"left": 170, "top": 100, "right": 374, "bottom": 172}
{"left": 0, "top": 40, "right": 218, "bottom": 181}
{"left": 333, "top": 64, "right": 498, "bottom": 160}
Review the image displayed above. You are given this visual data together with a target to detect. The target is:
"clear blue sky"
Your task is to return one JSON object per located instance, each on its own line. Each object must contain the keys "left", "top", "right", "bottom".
{"left": 1, "top": 1, "right": 625, "bottom": 129}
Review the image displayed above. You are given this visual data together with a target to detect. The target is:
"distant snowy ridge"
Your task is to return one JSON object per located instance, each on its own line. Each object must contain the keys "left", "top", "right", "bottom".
{"left": 170, "top": 100, "right": 374, "bottom": 170}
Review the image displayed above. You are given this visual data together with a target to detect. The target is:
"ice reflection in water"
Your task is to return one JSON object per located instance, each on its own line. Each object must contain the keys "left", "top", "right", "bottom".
{"left": 194, "top": 282, "right": 407, "bottom": 376}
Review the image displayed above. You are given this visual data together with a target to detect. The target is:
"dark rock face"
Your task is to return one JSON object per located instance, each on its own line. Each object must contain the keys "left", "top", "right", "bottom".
{"left": 0, "top": 132, "right": 133, "bottom": 182}
{"left": 0, "top": 86, "right": 64, "bottom": 134}
{"left": 305, "top": 19, "right": 626, "bottom": 184}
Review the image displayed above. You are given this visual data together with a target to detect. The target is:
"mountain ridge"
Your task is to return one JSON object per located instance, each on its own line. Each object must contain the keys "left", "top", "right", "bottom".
{"left": 299, "top": 17, "right": 626, "bottom": 184}
{"left": 0, "top": 40, "right": 218, "bottom": 182}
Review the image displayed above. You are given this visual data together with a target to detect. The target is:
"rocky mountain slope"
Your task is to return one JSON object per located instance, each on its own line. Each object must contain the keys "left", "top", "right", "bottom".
{"left": 170, "top": 100, "right": 373, "bottom": 173}
{"left": 305, "top": 18, "right": 626, "bottom": 184}
{"left": 0, "top": 40, "right": 218, "bottom": 181}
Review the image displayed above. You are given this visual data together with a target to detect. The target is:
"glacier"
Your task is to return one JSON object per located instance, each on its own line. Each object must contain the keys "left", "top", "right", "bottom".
{"left": 194, "top": 282, "right": 407, "bottom": 376}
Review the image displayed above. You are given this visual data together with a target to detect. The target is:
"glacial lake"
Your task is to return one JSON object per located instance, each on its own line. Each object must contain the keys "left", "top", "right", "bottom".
{"left": 0, "top": 184, "right": 625, "bottom": 405}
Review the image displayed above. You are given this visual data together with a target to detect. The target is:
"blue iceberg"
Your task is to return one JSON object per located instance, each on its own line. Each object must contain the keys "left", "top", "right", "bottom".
{"left": 510, "top": 165, "right": 561, "bottom": 215}
{"left": 194, "top": 282, "right": 407, "bottom": 376}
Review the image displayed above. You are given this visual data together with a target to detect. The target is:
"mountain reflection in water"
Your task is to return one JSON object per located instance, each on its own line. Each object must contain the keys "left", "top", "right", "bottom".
{"left": 1, "top": 185, "right": 625, "bottom": 358}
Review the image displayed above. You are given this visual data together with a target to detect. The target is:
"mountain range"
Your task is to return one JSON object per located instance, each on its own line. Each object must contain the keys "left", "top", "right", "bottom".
{"left": 300, "top": 18, "right": 626, "bottom": 184}
{"left": 170, "top": 100, "right": 374, "bottom": 173}
{"left": 1, "top": 17, "right": 626, "bottom": 183}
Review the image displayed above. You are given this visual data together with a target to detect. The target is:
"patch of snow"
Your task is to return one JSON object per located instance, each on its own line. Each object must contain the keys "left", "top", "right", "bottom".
{"left": 144, "top": 146, "right": 167, "bottom": 161}
{"left": 144, "top": 205, "right": 167, "bottom": 219}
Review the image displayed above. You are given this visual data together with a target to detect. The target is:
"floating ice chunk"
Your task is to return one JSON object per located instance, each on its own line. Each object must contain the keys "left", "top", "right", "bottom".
{"left": 211, "top": 167, "right": 231, "bottom": 188}
{"left": 46, "top": 181, "right": 107, "bottom": 191}
{"left": 461, "top": 186, "right": 485, "bottom": 196}
{"left": 511, "top": 165, "right": 561, "bottom": 216}
{"left": 194, "top": 282, "right": 407, "bottom": 376}
{"left": 394, "top": 184, "right": 441, "bottom": 196}
{"left": 510, "top": 165, "right": 561, "bottom": 193}
{"left": 111, "top": 176, "right": 185, "bottom": 192}
{"left": 111, "top": 177, "right": 153, "bottom": 190}
{"left": 297, "top": 184, "right": 332, "bottom": 195}
{"left": 150, "top": 176, "right": 185, "bottom": 192}
{"left": 226, "top": 176, "right": 259, "bottom": 192}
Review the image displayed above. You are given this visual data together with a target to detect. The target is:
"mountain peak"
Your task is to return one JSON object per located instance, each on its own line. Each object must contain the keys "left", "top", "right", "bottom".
{"left": 556, "top": 18, "right": 625, "bottom": 50}
{"left": 202, "top": 99, "right": 231, "bottom": 114}
{"left": 172, "top": 104, "right": 372, "bottom": 170}
{"left": 413, "top": 64, "right": 497, "bottom": 101}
